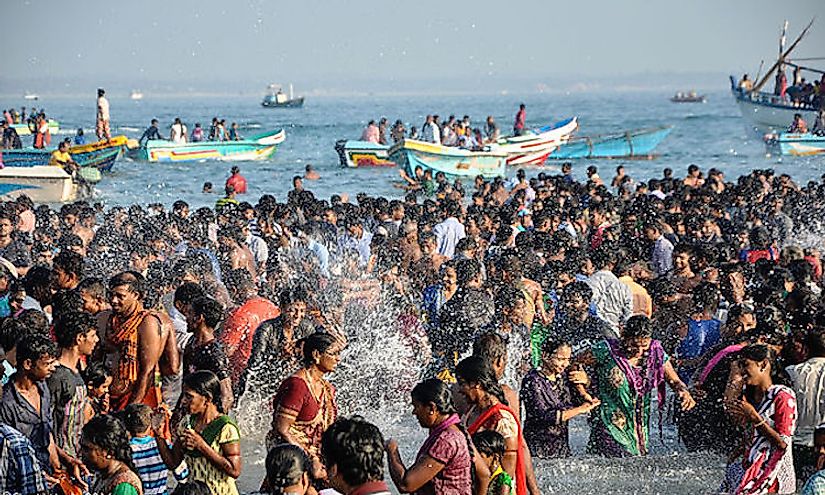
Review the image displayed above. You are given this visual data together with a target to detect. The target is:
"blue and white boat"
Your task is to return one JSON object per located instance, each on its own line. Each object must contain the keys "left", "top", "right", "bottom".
{"left": 388, "top": 139, "right": 506, "bottom": 178}
{"left": 765, "top": 132, "right": 825, "bottom": 156}
{"left": 549, "top": 126, "right": 673, "bottom": 160}
{"left": 0, "top": 163, "right": 88, "bottom": 203}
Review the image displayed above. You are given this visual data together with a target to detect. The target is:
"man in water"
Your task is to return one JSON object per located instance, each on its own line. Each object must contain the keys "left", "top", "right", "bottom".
{"left": 96, "top": 88, "right": 110, "bottom": 140}
{"left": 225, "top": 166, "right": 247, "bottom": 195}
{"left": 304, "top": 164, "right": 320, "bottom": 180}
{"left": 514, "top": 103, "right": 526, "bottom": 136}
{"left": 138, "top": 119, "right": 164, "bottom": 146}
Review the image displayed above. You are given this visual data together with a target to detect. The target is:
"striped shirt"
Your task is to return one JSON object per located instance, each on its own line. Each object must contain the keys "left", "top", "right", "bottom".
{"left": 130, "top": 435, "right": 189, "bottom": 495}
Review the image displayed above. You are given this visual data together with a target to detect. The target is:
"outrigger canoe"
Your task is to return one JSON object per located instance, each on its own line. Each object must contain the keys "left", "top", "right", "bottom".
{"left": 388, "top": 139, "right": 506, "bottom": 178}
{"left": 766, "top": 132, "right": 825, "bottom": 156}
{"left": 493, "top": 117, "right": 578, "bottom": 165}
{"left": 335, "top": 140, "right": 396, "bottom": 168}
{"left": 549, "top": 126, "right": 673, "bottom": 160}
{"left": 128, "top": 129, "right": 285, "bottom": 163}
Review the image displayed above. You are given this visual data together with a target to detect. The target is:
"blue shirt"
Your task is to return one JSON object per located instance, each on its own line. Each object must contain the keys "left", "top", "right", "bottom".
{"left": 0, "top": 379, "right": 53, "bottom": 471}
{"left": 338, "top": 230, "right": 373, "bottom": 267}
{"left": 677, "top": 318, "right": 722, "bottom": 383}
{"left": 432, "top": 217, "right": 466, "bottom": 259}
{"left": 802, "top": 470, "right": 825, "bottom": 495}
{"left": 0, "top": 423, "right": 49, "bottom": 495}
{"left": 307, "top": 239, "right": 330, "bottom": 277}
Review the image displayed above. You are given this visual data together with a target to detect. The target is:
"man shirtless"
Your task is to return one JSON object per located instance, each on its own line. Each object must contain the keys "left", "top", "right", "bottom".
{"left": 97, "top": 271, "right": 179, "bottom": 411}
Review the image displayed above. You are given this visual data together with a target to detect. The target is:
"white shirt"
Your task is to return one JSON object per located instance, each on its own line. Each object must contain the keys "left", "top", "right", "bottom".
{"left": 786, "top": 357, "right": 825, "bottom": 446}
{"left": 587, "top": 269, "right": 633, "bottom": 331}
{"left": 97, "top": 96, "right": 110, "bottom": 121}
{"left": 433, "top": 216, "right": 466, "bottom": 259}
{"left": 171, "top": 123, "right": 185, "bottom": 144}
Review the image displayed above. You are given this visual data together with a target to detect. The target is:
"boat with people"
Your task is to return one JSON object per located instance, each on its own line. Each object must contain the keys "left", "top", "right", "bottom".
{"left": 0, "top": 164, "right": 90, "bottom": 202}
{"left": 261, "top": 84, "right": 304, "bottom": 108}
{"left": 10, "top": 119, "right": 60, "bottom": 136}
{"left": 387, "top": 139, "right": 506, "bottom": 178}
{"left": 764, "top": 132, "right": 825, "bottom": 156}
{"left": 335, "top": 140, "right": 396, "bottom": 168}
{"left": 730, "top": 19, "right": 822, "bottom": 132}
{"left": 492, "top": 117, "right": 578, "bottom": 165}
{"left": 127, "top": 128, "right": 285, "bottom": 163}
{"left": 0, "top": 136, "right": 127, "bottom": 173}
{"left": 549, "top": 126, "right": 673, "bottom": 160}
{"left": 670, "top": 91, "right": 706, "bottom": 103}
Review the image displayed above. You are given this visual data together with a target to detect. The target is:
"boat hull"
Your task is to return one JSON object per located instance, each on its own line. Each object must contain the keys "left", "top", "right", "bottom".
{"left": 388, "top": 139, "right": 506, "bottom": 178}
{"left": 262, "top": 97, "right": 304, "bottom": 108}
{"left": 0, "top": 147, "right": 120, "bottom": 175}
{"left": 730, "top": 76, "right": 818, "bottom": 132}
{"left": 494, "top": 117, "right": 578, "bottom": 166}
{"left": 334, "top": 140, "right": 395, "bottom": 168}
{"left": 10, "top": 120, "right": 60, "bottom": 136}
{"left": 776, "top": 133, "right": 825, "bottom": 156}
{"left": 549, "top": 126, "right": 672, "bottom": 159}
{"left": 0, "top": 165, "right": 82, "bottom": 203}
{"left": 130, "top": 129, "right": 284, "bottom": 163}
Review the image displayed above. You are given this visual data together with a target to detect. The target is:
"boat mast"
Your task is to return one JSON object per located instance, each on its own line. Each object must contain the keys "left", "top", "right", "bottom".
{"left": 751, "top": 18, "right": 815, "bottom": 93}
{"left": 290, "top": 83, "right": 294, "bottom": 100}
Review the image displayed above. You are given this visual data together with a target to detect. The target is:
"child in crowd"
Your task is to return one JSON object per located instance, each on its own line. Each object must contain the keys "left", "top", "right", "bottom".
{"left": 473, "top": 430, "right": 514, "bottom": 495}
{"left": 123, "top": 404, "right": 189, "bottom": 495}
{"left": 81, "top": 361, "right": 111, "bottom": 421}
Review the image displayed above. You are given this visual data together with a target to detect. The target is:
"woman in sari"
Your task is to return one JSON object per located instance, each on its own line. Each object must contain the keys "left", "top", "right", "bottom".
{"left": 577, "top": 315, "right": 696, "bottom": 457}
{"left": 154, "top": 370, "right": 242, "bottom": 495}
{"left": 724, "top": 344, "right": 797, "bottom": 495}
{"left": 456, "top": 356, "right": 526, "bottom": 495}
{"left": 386, "top": 378, "right": 486, "bottom": 495}
{"left": 81, "top": 415, "right": 143, "bottom": 495}
{"left": 267, "top": 332, "right": 341, "bottom": 480}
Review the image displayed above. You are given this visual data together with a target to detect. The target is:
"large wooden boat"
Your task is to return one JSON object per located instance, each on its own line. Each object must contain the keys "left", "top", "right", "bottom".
{"left": 388, "top": 139, "right": 506, "bottom": 178}
{"left": 765, "top": 132, "right": 825, "bottom": 156}
{"left": 0, "top": 136, "right": 127, "bottom": 174}
{"left": 549, "top": 126, "right": 673, "bottom": 159}
{"left": 128, "top": 129, "right": 285, "bottom": 163}
{"left": 0, "top": 164, "right": 89, "bottom": 203}
{"left": 492, "top": 117, "right": 578, "bottom": 165}
{"left": 335, "top": 140, "right": 396, "bottom": 168}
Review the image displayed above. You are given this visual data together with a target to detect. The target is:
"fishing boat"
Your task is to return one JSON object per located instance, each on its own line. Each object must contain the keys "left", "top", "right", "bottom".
{"left": 130, "top": 90, "right": 144, "bottom": 100}
{"left": 0, "top": 163, "right": 89, "bottom": 203}
{"left": 388, "top": 139, "right": 506, "bottom": 178}
{"left": 334, "top": 140, "right": 396, "bottom": 168}
{"left": 23, "top": 92, "right": 38, "bottom": 101}
{"left": 549, "top": 126, "right": 673, "bottom": 160}
{"left": 765, "top": 132, "right": 825, "bottom": 156}
{"left": 0, "top": 136, "right": 127, "bottom": 175}
{"left": 492, "top": 117, "right": 578, "bottom": 165}
{"left": 128, "top": 129, "right": 285, "bottom": 163}
{"left": 730, "top": 19, "right": 822, "bottom": 132}
{"left": 261, "top": 84, "right": 304, "bottom": 108}
{"left": 10, "top": 119, "right": 60, "bottom": 136}
{"left": 670, "top": 92, "right": 706, "bottom": 103}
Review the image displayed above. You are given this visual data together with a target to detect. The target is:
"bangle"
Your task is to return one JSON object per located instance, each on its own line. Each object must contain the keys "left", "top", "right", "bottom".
{"left": 752, "top": 419, "right": 767, "bottom": 429}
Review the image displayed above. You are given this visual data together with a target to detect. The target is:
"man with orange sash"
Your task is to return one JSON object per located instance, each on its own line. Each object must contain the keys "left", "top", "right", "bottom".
{"left": 98, "top": 272, "right": 164, "bottom": 412}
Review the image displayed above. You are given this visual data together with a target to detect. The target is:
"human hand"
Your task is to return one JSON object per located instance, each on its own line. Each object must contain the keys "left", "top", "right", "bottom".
{"left": 583, "top": 398, "right": 601, "bottom": 411}
{"left": 568, "top": 369, "right": 588, "bottom": 385}
{"left": 150, "top": 408, "right": 168, "bottom": 434}
{"left": 180, "top": 429, "right": 207, "bottom": 452}
{"left": 385, "top": 439, "right": 399, "bottom": 455}
{"left": 678, "top": 389, "right": 696, "bottom": 411}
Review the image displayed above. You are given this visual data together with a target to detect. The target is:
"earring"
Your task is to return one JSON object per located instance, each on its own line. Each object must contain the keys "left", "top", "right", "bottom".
{"left": 106, "top": 454, "right": 112, "bottom": 459}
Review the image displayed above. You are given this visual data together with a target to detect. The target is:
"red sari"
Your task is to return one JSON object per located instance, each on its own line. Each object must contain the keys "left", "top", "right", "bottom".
{"left": 467, "top": 403, "right": 527, "bottom": 495}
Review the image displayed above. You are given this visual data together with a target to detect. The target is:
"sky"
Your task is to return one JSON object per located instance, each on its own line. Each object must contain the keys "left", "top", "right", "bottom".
{"left": 2, "top": 0, "right": 822, "bottom": 96}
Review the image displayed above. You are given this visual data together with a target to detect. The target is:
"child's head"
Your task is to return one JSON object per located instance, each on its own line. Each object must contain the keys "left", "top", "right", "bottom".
{"left": 82, "top": 361, "right": 112, "bottom": 398}
{"left": 122, "top": 403, "right": 152, "bottom": 436}
{"left": 472, "top": 430, "right": 505, "bottom": 469}
{"left": 172, "top": 480, "right": 210, "bottom": 495}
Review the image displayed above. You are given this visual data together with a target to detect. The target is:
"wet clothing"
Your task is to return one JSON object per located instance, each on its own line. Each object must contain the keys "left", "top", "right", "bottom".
{"left": 46, "top": 364, "right": 87, "bottom": 458}
{"left": 219, "top": 297, "right": 279, "bottom": 387}
{"left": 676, "top": 318, "right": 721, "bottom": 383}
{"left": 0, "top": 378, "right": 53, "bottom": 470}
{"left": 465, "top": 403, "right": 527, "bottom": 495}
{"left": 267, "top": 373, "right": 337, "bottom": 459}
{"left": 183, "top": 415, "right": 240, "bottom": 495}
{"left": 139, "top": 126, "right": 163, "bottom": 146}
{"left": 414, "top": 414, "right": 472, "bottom": 495}
{"left": 225, "top": 174, "right": 247, "bottom": 194}
{"left": 0, "top": 423, "right": 49, "bottom": 495}
{"left": 520, "top": 369, "right": 578, "bottom": 458}
{"left": 183, "top": 338, "right": 230, "bottom": 380}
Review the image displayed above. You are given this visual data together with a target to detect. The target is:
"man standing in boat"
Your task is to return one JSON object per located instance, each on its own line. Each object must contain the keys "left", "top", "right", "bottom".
{"left": 514, "top": 103, "right": 526, "bottom": 136}
{"left": 96, "top": 88, "right": 111, "bottom": 141}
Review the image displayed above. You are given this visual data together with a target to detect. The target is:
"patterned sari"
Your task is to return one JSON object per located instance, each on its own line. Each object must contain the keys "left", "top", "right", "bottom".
{"left": 587, "top": 339, "right": 667, "bottom": 457}
{"left": 266, "top": 371, "right": 337, "bottom": 459}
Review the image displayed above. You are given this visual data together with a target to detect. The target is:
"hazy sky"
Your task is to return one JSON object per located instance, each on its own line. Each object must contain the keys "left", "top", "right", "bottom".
{"left": 2, "top": 0, "right": 822, "bottom": 94}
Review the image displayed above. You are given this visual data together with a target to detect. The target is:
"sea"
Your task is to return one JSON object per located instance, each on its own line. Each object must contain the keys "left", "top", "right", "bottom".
{"left": 13, "top": 87, "right": 825, "bottom": 211}
{"left": 8, "top": 88, "right": 824, "bottom": 494}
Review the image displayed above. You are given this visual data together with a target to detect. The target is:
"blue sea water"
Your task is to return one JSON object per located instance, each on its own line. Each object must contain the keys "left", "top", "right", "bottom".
{"left": 10, "top": 87, "right": 824, "bottom": 209}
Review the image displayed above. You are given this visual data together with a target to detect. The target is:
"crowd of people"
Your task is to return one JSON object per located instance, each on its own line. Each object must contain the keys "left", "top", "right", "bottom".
{"left": 138, "top": 118, "right": 244, "bottom": 147}
{"left": 358, "top": 105, "right": 528, "bottom": 150}
{"left": 2, "top": 161, "right": 825, "bottom": 495}
{"left": 1, "top": 107, "right": 53, "bottom": 149}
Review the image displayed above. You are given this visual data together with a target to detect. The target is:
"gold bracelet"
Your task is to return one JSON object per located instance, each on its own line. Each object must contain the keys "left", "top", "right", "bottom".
{"left": 753, "top": 419, "right": 767, "bottom": 429}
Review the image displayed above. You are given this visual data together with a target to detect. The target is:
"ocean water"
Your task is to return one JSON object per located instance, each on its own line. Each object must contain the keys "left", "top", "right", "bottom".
{"left": 11, "top": 87, "right": 825, "bottom": 210}
{"left": 8, "top": 89, "right": 818, "bottom": 493}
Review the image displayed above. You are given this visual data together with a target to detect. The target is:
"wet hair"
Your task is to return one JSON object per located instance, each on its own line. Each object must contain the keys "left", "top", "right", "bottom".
{"left": 122, "top": 403, "right": 152, "bottom": 435}
{"left": 53, "top": 250, "right": 84, "bottom": 279}
{"left": 77, "top": 278, "right": 106, "bottom": 300}
{"left": 51, "top": 289, "right": 85, "bottom": 324}
{"left": 301, "top": 332, "right": 337, "bottom": 367}
{"left": 171, "top": 481, "right": 211, "bottom": 495}
{"left": 17, "top": 309, "right": 50, "bottom": 335}
{"left": 82, "top": 415, "right": 137, "bottom": 474}
{"left": 472, "top": 332, "right": 507, "bottom": 365}
{"left": 562, "top": 280, "right": 593, "bottom": 304}
{"left": 692, "top": 282, "right": 720, "bottom": 314}
{"left": 23, "top": 266, "right": 54, "bottom": 307}
{"left": 623, "top": 315, "right": 653, "bottom": 340}
{"left": 807, "top": 328, "right": 825, "bottom": 358}
{"left": 0, "top": 318, "right": 34, "bottom": 353}
{"left": 494, "top": 285, "right": 525, "bottom": 315}
{"left": 16, "top": 334, "right": 57, "bottom": 369}
{"left": 174, "top": 282, "right": 205, "bottom": 306}
{"left": 455, "top": 258, "right": 482, "bottom": 286}
{"left": 455, "top": 356, "right": 508, "bottom": 405}
{"left": 82, "top": 361, "right": 111, "bottom": 388}
{"left": 472, "top": 429, "right": 506, "bottom": 459}
{"left": 410, "top": 378, "right": 457, "bottom": 415}
{"left": 108, "top": 271, "right": 146, "bottom": 300}
{"left": 279, "top": 286, "right": 308, "bottom": 308}
{"left": 53, "top": 310, "right": 97, "bottom": 349}
{"left": 181, "top": 293, "right": 220, "bottom": 327}
{"left": 321, "top": 416, "right": 385, "bottom": 487}
{"left": 541, "top": 337, "right": 571, "bottom": 357}
{"left": 265, "top": 444, "right": 310, "bottom": 495}
{"left": 183, "top": 370, "right": 225, "bottom": 413}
